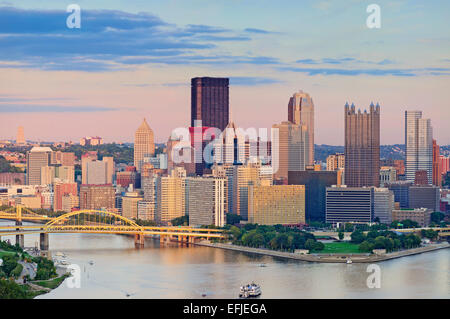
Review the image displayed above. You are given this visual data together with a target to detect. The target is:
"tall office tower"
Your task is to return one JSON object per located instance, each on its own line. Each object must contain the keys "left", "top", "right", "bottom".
{"left": 155, "top": 168, "right": 186, "bottom": 225}
{"left": 79, "top": 184, "right": 115, "bottom": 210}
{"left": 103, "top": 156, "right": 115, "bottom": 184}
{"left": 373, "top": 188, "right": 395, "bottom": 224}
{"left": 81, "top": 153, "right": 114, "bottom": 185}
{"left": 288, "top": 169, "right": 337, "bottom": 222}
{"left": 213, "top": 120, "right": 245, "bottom": 165}
{"left": 134, "top": 118, "right": 155, "bottom": 172}
{"left": 272, "top": 121, "right": 307, "bottom": 183}
{"left": 186, "top": 176, "right": 226, "bottom": 227}
{"left": 288, "top": 90, "right": 314, "bottom": 165}
{"left": 432, "top": 140, "right": 442, "bottom": 187}
{"left": 344, "top": 102, "right": 380, "bottom": 187}
{"left": 326, "top": 186, "right": 374, "bottom": 224}
{"left": 191, "top": 77, "right": 229, "bottom": 131}
{"left": 16, "top": 126, "right": 25, "bottom": 145}
{"left": 405, "top": 111, "right": 433, "bottom": 184}
{"left": 248, "top": 184, "right": 305, "bottom": 225}
{"left": 26, "top": 147, "right": 53, "bottom": 185}
{"left": 212, "top": 164, "right": 233, "bottom": 214}
{"left": 326, "top": 153, "right": 345, "bottom": 171}
{"left": 81, "top": 151, "right": 98, "bottom": 184}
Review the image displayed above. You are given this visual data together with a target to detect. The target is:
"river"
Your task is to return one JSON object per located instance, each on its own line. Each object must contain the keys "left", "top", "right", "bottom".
{"left": 0, "top": 221, "right": 448, "bottom": 299}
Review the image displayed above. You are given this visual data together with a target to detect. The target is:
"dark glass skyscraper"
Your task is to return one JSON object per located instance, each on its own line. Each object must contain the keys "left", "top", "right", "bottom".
{"left": 344, "top": 102, "right": 380, "bottom": 187}
{"left": 191, "top": 77, "right": 229, "bottom": 131}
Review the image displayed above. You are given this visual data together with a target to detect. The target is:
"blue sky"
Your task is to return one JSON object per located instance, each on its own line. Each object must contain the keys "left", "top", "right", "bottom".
{"left": 0, "top": 1, "right": 449, "bottom": 144}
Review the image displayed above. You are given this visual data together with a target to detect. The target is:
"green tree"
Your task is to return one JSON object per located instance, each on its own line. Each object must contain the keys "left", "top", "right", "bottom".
{"left": 350, "top": 230, "right": 366, "bottom": 244}
{"left": 304, "top": 239, "right": 316, "bottom": 251}
{"left": 359, "top": 241, "right": 373, "bottom": 253}
{"left": 338, "top": 231, "right": 344, "bottom": 240}
{"left": 0, "top": 279, "right": 27, "bottom": 299}
{"left": 313, "top": 241, "right": 325, "bottom": 251}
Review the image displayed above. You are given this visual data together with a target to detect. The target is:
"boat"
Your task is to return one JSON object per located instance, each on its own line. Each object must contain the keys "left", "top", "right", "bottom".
{"left": 59, "top": 260, "right": 70, "bottom": 266}
{"left": 239, "top": 282, "right": 261, "bottom": 298}
{"left": 346, "top": 258, "right": 352, "bottom": 264}
{"left": 88, "top": 260, "right": 94, "bottom": 265}
{"left": 258, "top": 263, "right": 267, "bottom": 267}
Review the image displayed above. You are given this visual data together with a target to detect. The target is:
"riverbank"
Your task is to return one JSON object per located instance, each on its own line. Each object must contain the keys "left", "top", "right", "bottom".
{"left": 195, "top": 241, "right": 450, "bottom": 263}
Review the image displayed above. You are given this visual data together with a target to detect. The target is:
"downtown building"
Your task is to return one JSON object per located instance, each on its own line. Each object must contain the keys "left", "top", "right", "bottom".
{"left": 287, "top": 90, "right": 314, "bottom": 166}
{"left": 344, "top": 103, "right": 380, "bottom": 187}
{"left": 185, "top": 176, "right": 226, "bottom": 227}
{"left": 272, "top": 121, "right": 307, "bottom": 183}
{"left": 155, "top": 167, "right": 186, "bottom": 224}
{"left": 288, "top": 169, "right": 337, "bottom": 222}
{"left": 405, "top": 110, "right": 433, "bottom": 184}
{"left": 79, "top": 184, "right": 115, "bottom": 211}
{"left": 134, "top": 118, "right": 155, "bottom": 172}
{"left": 191, "top": 77, "right": 229, "bottom": 175}
{"left": 26, "top": 147, "right": 53, "bottom": 185}
{"left": 326, "top": 186, "right": 374, "bottom": 224}
{"left": 248, "top": 184, "right": 306, "bottom": 225}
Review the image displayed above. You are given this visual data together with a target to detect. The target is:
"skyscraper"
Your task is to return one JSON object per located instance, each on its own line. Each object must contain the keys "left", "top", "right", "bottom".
{"left": 344, "top": 102, "right": 380, "bottom": 187}
{"left": 26, "top": 147, "right": 53, "bottom": 185}
{"left": 432, "top": 139, "right": 442, "bottom": 187}
{"left": 134, "top": 118, "right": 155, "bottom": 172}
{"left": 191, "top": 77, "right": 229, "bottom": 131}
{"left": 288, "top": 90, "right": 314, "bottom": 165}
{"left": 16, "top": 126, "right": 25, "bottom": 145}
{"left": 272, "top": 121, "right": 307, "bottom": 182}
{"left": 405, "top": 111, "right": 433, "bottom": 184}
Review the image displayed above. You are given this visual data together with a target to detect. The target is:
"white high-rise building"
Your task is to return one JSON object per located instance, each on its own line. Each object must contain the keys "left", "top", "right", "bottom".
{"left": 186, "top": 176, "right": 226, "bottom": 227}
{"left": 405, "top": 111, "right": 433, "bottom": 184}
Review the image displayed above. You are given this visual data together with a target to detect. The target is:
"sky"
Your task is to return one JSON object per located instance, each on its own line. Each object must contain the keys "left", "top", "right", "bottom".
{"left": 0, "top": 0, "right": 449, "bottom": 144}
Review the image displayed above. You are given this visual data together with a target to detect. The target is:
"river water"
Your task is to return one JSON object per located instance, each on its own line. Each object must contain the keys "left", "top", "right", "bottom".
{"left": 0, "top": 221, "right": 448, "bottom": 299}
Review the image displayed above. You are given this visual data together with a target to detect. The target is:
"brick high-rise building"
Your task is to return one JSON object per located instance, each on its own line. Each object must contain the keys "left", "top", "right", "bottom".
{"left": 288, "top": 90, "right": 314, "bottom": 166}
{"left": 344, "top": 102, "right": 380, "bottom": 187}
{"left": 79, "top": 184, "right": 115, "bottom": 210}
{"left": 432, "top": 139, "right": 442, "bottom": 187}
{"left": 54, "top": 182, "right": 77, "bottom": 211}
{"left": 191, "top": 77, "right": 229, "bottom": 131}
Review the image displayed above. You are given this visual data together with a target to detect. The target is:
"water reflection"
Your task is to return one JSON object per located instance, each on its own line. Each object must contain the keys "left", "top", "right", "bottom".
{"left": 0, "top": 221, "right": 448, "bottom": 299}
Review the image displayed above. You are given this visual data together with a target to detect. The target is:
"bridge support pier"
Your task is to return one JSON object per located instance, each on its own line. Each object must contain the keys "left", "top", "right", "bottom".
{"left": 15, "top": 220, "right": 24, "bottom": 248}
{"left": 40, "top": 233, "right": 49, "bottom": 251}
{"left": 15, "top": 234, "right": 24, "bottom": 248}
{"left": 134, "top": 233, "right": 144, "bottom": 248}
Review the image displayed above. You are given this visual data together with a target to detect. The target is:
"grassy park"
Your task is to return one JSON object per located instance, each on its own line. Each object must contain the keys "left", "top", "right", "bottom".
{"left": 318, "top": 242, "right": 361, "bottom": 254}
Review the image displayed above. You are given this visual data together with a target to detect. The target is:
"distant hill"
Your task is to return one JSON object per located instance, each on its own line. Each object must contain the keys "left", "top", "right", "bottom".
{"left": 315, "top": 144, "right": 450, "bottom": 162}
{"left": 314, "top": 144, "right": 408, "bottom": 162}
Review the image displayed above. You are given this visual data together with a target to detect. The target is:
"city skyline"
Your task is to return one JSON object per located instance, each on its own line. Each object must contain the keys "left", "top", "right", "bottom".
{"left": 0, "top": 2, "right": 449, "bottom": 144}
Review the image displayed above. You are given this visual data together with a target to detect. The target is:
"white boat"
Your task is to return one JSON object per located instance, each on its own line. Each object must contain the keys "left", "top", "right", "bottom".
{"left": 346, "top": 258, "right": 352, "bottom": 264}
{"left": 59, "top": 260, "right": 70, "bottom": 266}
{"left": 239, "top": 282, "right": 261, "bottom": 298}
{"left": 88, "top": 260, "right": 94, "bottom": 265}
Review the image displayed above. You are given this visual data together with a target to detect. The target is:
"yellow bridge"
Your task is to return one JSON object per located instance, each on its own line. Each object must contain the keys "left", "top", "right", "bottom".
{"left": 0, "top": 205, "right": 225, "bottom": 249}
